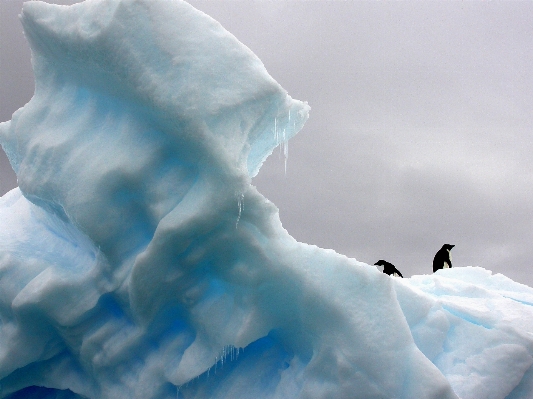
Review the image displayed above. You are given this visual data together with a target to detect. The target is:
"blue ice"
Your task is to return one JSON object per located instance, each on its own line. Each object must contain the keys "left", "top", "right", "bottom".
{"left": 0, "top": 1, "right": 532, "bottom": 398}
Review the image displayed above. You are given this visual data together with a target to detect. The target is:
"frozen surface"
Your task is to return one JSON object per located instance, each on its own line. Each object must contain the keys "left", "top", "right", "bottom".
{"left": 0, "top": 1, "right": 532, "bottom": 398}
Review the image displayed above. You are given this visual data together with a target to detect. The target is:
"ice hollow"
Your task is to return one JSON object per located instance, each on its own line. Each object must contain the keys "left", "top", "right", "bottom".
{"left": 0, "top": 1, "right": 532, "bottom": 398}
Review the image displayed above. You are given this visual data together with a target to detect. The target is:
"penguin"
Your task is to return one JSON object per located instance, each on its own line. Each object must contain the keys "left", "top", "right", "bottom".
{"left": 374, "top": 260, "right": 403, "bottom": 278}
{"left": 433, "top": 244, "right": 454, "bottom": 272}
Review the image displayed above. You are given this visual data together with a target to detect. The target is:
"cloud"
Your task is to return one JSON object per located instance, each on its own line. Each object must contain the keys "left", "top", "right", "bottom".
{"left": 2, "top": 0, "right": 533, "bottom": 287}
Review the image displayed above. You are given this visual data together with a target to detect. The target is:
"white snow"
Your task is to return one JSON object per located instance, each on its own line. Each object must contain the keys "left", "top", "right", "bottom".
{"left": 0, "top": 1, "right": 531, "bottom": 398}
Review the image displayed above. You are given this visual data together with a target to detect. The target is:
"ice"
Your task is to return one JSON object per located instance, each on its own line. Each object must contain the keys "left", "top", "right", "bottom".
{"left": 395, "top": 268, "right": 533, "bottom": 399}
{"left": 0, "top": 1, "right": 532, "bottom": 398}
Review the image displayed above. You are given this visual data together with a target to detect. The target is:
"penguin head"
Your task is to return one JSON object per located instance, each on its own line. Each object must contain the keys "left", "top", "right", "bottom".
{"left": 374, "top": 260, "right": 387, "bottom": 267}
{"left": 442, "top": 244, "right": 455, "bottom": 251}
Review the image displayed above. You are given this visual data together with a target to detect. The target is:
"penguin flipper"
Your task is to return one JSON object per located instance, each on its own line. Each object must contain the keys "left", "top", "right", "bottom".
{"left": 432, "top": 264, "right": 439, "bottom": 273}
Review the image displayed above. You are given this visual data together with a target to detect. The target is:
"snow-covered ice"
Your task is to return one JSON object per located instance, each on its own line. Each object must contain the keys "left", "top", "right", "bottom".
{"left": 0, "top": 1, "right": 532, "bottom": 398}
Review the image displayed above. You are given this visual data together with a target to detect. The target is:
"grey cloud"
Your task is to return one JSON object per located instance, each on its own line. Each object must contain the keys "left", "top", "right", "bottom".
{"left": 2, "top": 0, "right": 533, "bottom": 287}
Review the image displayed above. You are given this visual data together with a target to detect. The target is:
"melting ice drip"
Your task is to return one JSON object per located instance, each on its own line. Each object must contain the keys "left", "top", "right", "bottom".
{"left": 177, "top": 346, "right": 241, "bottom": 396}
{"left": 236, "top": 193, "right": 244, "bottom": 228}
{"left": 274, "top": 109, "right": 298, "bottom": 174}
{"left": 213, "top": 345, "right": 241, "bottom": 374}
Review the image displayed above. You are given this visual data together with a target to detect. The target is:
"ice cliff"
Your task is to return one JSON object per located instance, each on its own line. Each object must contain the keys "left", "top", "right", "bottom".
{"left": 0, "top": 1, "right": 532, "bottom": 398}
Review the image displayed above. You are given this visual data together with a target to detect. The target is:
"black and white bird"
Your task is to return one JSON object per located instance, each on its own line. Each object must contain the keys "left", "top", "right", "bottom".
{"left": 374, "top": 260, "right": 403, "bottom": 278}
{"left": 433, "top": 244, "right": 454, "bottom": 272}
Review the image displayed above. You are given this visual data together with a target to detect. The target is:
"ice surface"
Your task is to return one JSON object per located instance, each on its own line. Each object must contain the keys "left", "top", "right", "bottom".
{"left": 0, "top": 1, "right": 532, "bottom": 398}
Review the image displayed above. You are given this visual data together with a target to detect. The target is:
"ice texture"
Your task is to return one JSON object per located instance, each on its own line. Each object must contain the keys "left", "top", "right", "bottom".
{"left": 0, "top": 1, "right": 532, "bottom": 398}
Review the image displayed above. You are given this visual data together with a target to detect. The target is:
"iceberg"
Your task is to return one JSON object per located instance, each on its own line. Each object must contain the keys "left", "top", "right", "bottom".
{"left": 0, "top": 1, "right": 532, "bottom": 398}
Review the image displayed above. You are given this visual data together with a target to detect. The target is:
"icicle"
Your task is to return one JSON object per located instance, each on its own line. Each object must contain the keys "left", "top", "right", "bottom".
{"left": 284, "top": 139, "right": 289, "bottom": 175}
{"left": 236, "top": 193, "right": 244, "bottom": 228}
{"left": 211, "top": 345, "right": 240, "bottom": 375}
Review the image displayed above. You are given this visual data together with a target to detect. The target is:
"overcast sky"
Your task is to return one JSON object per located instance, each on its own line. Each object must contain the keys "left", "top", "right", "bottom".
{"left": 2, "top": 0, "right": 533, "bottom": 287}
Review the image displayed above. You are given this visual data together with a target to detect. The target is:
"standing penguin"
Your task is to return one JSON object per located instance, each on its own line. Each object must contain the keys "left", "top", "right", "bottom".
{"left": 374, "top": 260, "right": 403, "bottom": 278}
{"left": 433, "top": 244, "right": 454, "bottom": 272}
